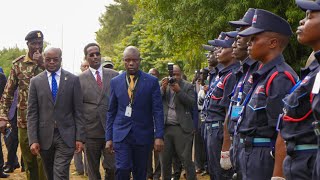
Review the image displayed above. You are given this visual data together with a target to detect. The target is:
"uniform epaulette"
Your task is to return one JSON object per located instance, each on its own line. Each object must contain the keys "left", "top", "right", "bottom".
{"left": 12, "top": 55, "right": 25, "bottom": 64}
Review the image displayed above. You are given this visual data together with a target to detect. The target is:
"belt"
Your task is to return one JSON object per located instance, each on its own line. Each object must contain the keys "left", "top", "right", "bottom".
{"left": 294, "top": 144, "right": 318, "bottom": 151}
{"left": 286, "top": 141, "right": 318, "bottom": 156}
{"left": 205, "top": 121, "right": 223, "bottom": 128}
{"left": 240, "top": 137, "right": 271, "bottom": 143}
{"left": 240, "top": 137, "right": 273, "bottom": 147}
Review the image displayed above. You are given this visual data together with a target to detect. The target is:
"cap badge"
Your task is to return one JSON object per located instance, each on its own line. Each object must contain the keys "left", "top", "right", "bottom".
{"left": 252, "top": 14, "right": 257, "bottom": 24}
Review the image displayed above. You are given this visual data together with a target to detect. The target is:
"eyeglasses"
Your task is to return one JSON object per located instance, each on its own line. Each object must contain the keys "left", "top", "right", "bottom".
{"left": 88, "top": 52, "right": 101, "bottom": 57}
{"left": 45, "top": 58, "right": 60, "bottom": 63}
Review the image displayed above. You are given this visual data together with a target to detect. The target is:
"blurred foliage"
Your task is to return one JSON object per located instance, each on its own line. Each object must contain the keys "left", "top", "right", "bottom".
{"left": 0, "top": 46, "right": 26, "bottom": 77}
{"left": 96, "top": 0, "right": 312, "bottom": 79}
{"left": 0, "top": 41, "right": 50, "bottom": 77}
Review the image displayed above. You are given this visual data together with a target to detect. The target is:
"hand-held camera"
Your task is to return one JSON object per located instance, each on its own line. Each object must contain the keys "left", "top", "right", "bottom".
{"left": 168, "top": 63, "right": 175, "bottom": 84}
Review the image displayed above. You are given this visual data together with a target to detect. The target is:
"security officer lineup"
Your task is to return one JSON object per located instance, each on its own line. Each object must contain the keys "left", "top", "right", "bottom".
{"left": 0, "top": 0, "right": 320, "bottom": 180}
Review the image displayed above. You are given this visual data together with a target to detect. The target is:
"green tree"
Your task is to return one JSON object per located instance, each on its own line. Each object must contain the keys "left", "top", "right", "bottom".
{"left": 96, "top": 0, "right": 136, "bottom": 58}
{"left": 97, "top": 0, "right": 312, "bottom": 78}
{"left": 0, "top": 46, "right": 26, "bottom": 76}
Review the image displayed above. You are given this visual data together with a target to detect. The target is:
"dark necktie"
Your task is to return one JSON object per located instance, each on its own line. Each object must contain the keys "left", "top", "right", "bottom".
{"left": 51, "top": 72, "right": 58, "bottom": 102}
{"left": 96, "top": 71, "right": 103, "bottom": 89}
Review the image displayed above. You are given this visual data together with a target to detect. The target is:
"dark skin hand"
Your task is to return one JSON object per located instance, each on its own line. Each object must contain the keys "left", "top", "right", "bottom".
{"left": 272, "top": 133, "right": 286, "bottom": 178}
{"left": 75, "top": 141, "right": 84, "bottom": 153}
{"left": 30, "top": 143, "right": 40, "bottom": 155}
{"left": 0, "top": 121, "right": 7, "bottom": 134}
{"left": 105, "top": 140, "right": 114, "bottom": 154}
{"left": 161, "top": 77, "right": 169, "bottom": 92}
{"left": 33, "top": 50, "right": 44, "bottom": 67}
{"left": 154, "top": 138, "right": 164, "bottom": 152}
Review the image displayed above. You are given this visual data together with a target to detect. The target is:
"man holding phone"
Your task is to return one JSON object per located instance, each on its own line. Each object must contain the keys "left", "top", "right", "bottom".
{"left": 0, "top": 30, "right": 46, "bottom": 180}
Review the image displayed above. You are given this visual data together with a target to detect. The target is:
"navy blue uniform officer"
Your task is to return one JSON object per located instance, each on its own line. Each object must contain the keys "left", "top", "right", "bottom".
{"left": 236, "top": 9, "right": 298, "bottom": 180}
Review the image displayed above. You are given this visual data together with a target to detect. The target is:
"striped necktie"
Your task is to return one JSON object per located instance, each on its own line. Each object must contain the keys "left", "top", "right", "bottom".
{"left": 96, "top": 71, "right": 103, "bottom": 89}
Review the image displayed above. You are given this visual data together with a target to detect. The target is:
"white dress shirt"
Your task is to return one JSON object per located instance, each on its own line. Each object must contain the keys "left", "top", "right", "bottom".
{"left": 89, "top": 65, "right": 103, "bottom": 81}
{"left": 47, "top": 68, "right": 61, "bottom": 90}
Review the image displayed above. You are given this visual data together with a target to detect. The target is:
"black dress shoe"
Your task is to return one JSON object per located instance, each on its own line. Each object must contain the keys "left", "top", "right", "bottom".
{"left": 14, "top": 164, "right": 21, "bottom": 169}
{"left": 4, "top": 167, "right": 14, "bottom": 173}
{"left": 0, "top": 171, "right": 10, "bottom": 178}
{"left": 4, "top": 163, "right": 20, "bottom": 173}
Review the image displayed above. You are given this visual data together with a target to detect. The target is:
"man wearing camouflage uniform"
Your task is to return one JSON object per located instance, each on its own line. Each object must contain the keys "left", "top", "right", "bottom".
{"left": 0, "top": 30, "right": 46, "bottom": 180}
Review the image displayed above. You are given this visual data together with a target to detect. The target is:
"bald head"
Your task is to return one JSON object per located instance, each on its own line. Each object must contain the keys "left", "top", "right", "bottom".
{"left": 173, "top": 65, "right": 182, "bottom": 81}
{"left": 148, "top": 68, "right": 159, "bottom": 78}
{"left": 173, "top": 65, "right": 181, "bottom": 72}
{"left": 44, "top": 47, "right": 62, "bottom": 73}
{"left": 123, "top": 46, "right": 141, "bottom": 75}
{"left": 123, "top": 46, "right": 140, "bottom": 58}
{"left": 44, "top": 47, "right": 62, "bottom": 58}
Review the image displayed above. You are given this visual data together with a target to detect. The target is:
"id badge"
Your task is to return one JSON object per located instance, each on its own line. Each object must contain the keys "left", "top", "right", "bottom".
{"left": 231, "top": 105, "right": 243, "bottom": 119}
{"left": 125, "top": 105, "right": 132, "bottom": 117}
{"left": 312, "top": 72, "right": 320, "bottom": 94}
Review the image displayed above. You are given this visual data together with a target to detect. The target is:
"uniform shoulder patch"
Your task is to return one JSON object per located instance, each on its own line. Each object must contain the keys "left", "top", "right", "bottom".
{"left": 12, "top": 55, "right": 25, "bottom": 64}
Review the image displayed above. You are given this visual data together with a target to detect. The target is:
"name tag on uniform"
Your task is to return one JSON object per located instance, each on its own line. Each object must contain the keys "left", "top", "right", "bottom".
{"left": 231, "top": 105, "right": 243, "bottom": 119}
{"left": 125, "top": 105, "right": 132, "bottom": 117}
{"left": 312, "top": 72, "right": 320, "bottom": 94}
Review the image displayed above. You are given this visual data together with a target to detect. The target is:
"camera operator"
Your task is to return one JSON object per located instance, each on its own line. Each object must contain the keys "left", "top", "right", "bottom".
{"left": 160, "top": 64, "right": 196, "bottom": 180}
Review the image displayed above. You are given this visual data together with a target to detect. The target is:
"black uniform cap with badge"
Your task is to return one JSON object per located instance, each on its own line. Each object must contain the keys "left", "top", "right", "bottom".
{"left": 238, "top": 9, "right": 293, "bottom": 37}
{"left": 25, "top": 30, "right": 44, "bottom": 42}
{"left": 209, "top": 31, "right": 238, "bottom": 48}
{"left": 296, "top": 0, "right": 320, "bottom": 11}
{"left": 208, "top": 32, "right": 226, "bottom": 46}
{"left": 202, "top": 32, "right": 227, "bottom": 52}
{"left": 229, "top": 8, "right": 255, "bottom": 27}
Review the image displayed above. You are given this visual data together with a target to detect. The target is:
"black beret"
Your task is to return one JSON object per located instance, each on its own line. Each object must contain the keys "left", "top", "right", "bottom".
{"left": 25, "top": 30, "right": 44, "bottom": 41}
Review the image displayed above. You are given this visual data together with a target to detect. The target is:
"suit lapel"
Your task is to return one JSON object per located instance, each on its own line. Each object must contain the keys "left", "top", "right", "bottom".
{"left": 122, "top": 72, "right": 130, "bottom": 104}
{"left": 55, "top": 69, "right": 67, "bottom": 105}
{"left": 133, "top": 71, "right": 143, "bottom": 105}
{"left": 41, "top": 71, "right": 54, "bottom": 104}
{"left": 96, "top": 69, "right": 111, "bottom": 103}
{"left": 102, "top": 69, "right": 111, "bottom": 97}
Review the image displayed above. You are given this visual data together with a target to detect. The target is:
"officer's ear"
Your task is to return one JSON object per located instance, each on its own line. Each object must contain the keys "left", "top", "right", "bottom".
{"left": 269, "top": 37, "right": 278, "bottom": 49}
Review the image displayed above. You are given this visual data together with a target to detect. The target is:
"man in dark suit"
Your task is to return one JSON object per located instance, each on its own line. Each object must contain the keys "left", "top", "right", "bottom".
{"left": 160, "top": 65, "right": 197, "bottom": 180}
{"left": 79, "top": 43, "right": 118, "bottom": 180}
{"left": 27, "top": 47, "right": 85, "bottom": 180}
{"left": 105, "top": 46, "right": 164, "bottom": 180}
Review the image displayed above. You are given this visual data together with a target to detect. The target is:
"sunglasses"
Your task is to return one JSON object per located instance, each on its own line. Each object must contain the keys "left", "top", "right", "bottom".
{"left": 88, "top": 52, "right": 101, "bottom": 57}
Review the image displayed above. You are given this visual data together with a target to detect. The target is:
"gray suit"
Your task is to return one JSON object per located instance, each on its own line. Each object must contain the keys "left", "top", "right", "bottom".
{"left": 79, "top": 68, "right": 118, "bottom": 180}
{"left": 27, "top": 69, "right": 85, "bottom": 180}
{"left": 160, "top": 80, "right": 196, "bottom": 180}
